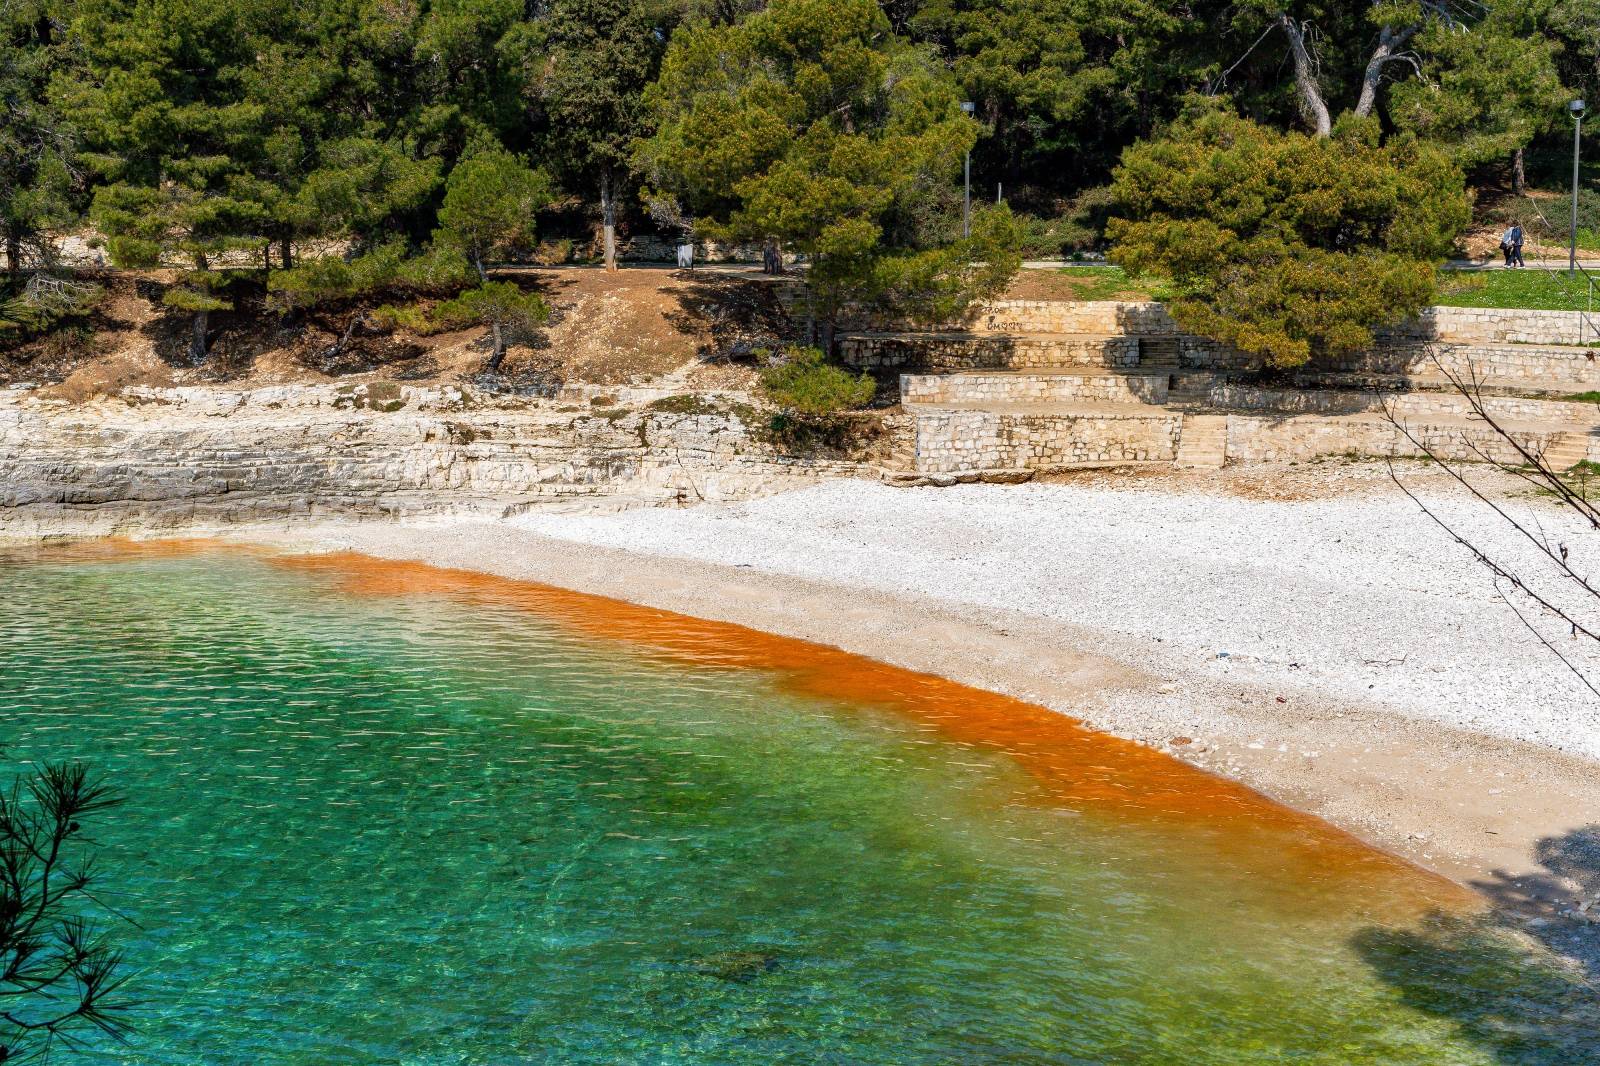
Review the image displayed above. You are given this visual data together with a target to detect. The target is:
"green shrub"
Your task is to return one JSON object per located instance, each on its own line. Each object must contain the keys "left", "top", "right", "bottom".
{"left": 758, "top": 347, "right": 875, "bottom": 415}
{"left": 430, "top": 282, "right": 549, "bottom": 334}
{"left": 535, "top": 238, "right": 576, "bottom": 265}
{"left": 1014, "top": 186, "right": 1115, "bottom": 259}
{"left": 1552, "top": 188, "right": 1600, "bottom": 241}
{"left": 369, "top": 302, "right": 438, "bottom": 334}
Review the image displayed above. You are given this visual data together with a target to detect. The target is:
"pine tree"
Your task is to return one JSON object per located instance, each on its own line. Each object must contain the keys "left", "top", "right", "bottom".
{"left": 638, "top": 0, "right": 1018, "bottom": 344}
{"left": 0, "top": 0, "right": 79, "bottom": 274}
{"left": 517, "top": 0, "right": 681, "bottom": 270}
{"left": 1108, "top": 103, "right": 1472, "bottom": 368}
{"left": 432, "top": 145, "right": 551, "bottom": 369}
{"left": 66, "top": 0, "right": 270, "bottom": 361}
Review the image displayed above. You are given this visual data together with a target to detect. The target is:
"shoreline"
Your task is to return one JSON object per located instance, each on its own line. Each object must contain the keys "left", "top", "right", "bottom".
{"left": 223, "top": 488, "right": 1599, "bottom": 909}
{"left": 7, "top": 459, "right": 1598, "bottom": 953}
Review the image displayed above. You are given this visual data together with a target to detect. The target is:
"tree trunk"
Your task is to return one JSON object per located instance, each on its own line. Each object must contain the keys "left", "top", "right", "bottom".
{"left": 600, "top": 165, "right": 618, "bottom": 272}
{"left": 329, "top": 313, "right": 367, "bottom": 358}
{"left": 487, "top": 321, "right": 506, "bottom": 372}
{"left": 4, "top": 229, "right": 19, "bottom": 275}
{"left": 190, "top": 310, "right": 209, "bottom": 365}
{"left": 280, "top": 233, "right": 293, "bottom": 271}
{"left": 1353, "top": 24, "right": 1418, "bottom": 119}
{"left": 1278, "top": 13, "right": 1332, "bottom": 138}
{"left": 1513, "top": 147, "right": 1527, "bottom": 194}
{"left": 190, "top": 252, "right": 211, "bottom": 364}
{"left": 472, "top": 250, "right": 506, "bottom": 373}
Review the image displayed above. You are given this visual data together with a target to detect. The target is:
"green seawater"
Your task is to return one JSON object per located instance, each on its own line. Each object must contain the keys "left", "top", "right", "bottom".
{"left": 0, "top": 550, "right": 1594, "bottom": 1065}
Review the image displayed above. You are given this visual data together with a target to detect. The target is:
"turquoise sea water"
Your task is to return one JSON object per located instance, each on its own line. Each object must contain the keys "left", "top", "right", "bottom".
{"left": 0, "top": 548, "right": 1594, "bottom": 1065}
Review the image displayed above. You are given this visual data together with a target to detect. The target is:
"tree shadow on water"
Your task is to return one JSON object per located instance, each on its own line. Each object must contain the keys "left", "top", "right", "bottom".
{"left": 1351, "top": 827, "right": 1600, "bottom": 1065}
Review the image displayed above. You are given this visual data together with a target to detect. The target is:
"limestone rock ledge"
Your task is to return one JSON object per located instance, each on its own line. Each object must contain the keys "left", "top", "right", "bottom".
{"left": 0, "top": 383, "right": 872, "bottom": 537}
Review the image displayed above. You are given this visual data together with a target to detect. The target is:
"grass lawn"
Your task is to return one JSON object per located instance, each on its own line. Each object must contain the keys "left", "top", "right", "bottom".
{"left": 1004, "top": 265, "right": 1171, "bottom": 301}
{"left": 1436, "top": 269, "right": 1599, "bottom": 312}
{"left": 1054, "top": 267, "right": 1168, "bottom": 300}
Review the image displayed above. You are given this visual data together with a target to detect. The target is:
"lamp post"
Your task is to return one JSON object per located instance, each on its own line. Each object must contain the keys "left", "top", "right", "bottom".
{"left": 1571, "top": 99, "right": 1586, "bottom": 274}
{"left": 961, "top": 101, "right": 975, "bottom": 238}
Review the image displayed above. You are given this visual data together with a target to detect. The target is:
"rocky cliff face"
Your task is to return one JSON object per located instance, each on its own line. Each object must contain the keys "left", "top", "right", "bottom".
{"left": 0, "top": 382, "right": 881, "bottom": 536}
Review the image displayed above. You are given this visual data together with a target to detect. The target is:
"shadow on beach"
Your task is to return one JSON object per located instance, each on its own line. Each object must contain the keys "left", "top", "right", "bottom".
{"left": 1352, "top": 826, "right": 1600, "bottom": 1064}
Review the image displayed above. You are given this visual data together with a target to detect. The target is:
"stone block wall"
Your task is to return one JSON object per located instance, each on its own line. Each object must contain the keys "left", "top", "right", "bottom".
{"left": 902, "top": 370, "right": 1169, "bottom": 406}
{"left": 1177, "top": 337, "right": 1263, "bottom": 371}
{"left": 793, "top": 295, "right": 1182, "bottom": 336}
{"left": 1318, "top": 342, "right": 1600, "bottom": 385}
{"left": 968, "top": 300, "right": 1180, "bottom": 335}
{"left": 913, "top": 409, "right": 1181, "bottom": 472}
{"left": 1223, "top": 413, "right": 1568, "bottom": 466}
{"left": 1380, "top": 306, "right": 1597, "bottom": 347}
{"left": 907, "top": 400, "right": 1584, "bottom": 473}
{"left": 1201, "top": 384, "right": 1600, "bottom": 425}
{"left": 839, "top": 333, "right": 1140, "bottom": 370}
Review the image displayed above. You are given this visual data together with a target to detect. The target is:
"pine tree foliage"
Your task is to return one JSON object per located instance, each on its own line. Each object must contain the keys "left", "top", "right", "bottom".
{"left": 0, "top": 761, "right": 131, "bottom": 1062}
{"left": 0, "top": 0, "right": 78, "bottom": 274}
{"left": 1109, "top": 103, "right": 1472, "bottom": 368}
{"left": 0, "top": 0, "right": 1593, "bottom": 370}
{"left": 639, "top": 0, "right": 1018, "bottom": 337}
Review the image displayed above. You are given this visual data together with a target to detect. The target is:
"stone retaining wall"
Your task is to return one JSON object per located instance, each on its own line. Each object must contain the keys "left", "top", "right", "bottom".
{"left": 1383, "top": 306, "right": 1596, "bottom": 347}
{"left": 913, "top": 409, "right": 1181, "bottom": 473}
{"left": 1222, "top": 414, "right": 1570, "bottom": 466}
{"left": 1200, "top": 384, "right": 1600, "bottom": 425}
{"left": 902, "top": 370, "right": 1168, "bottom": 406}
{"left": 968, "top": 300, "right": 1179, "bottom": 336}
{"left": 839, "top": 333, "right": 1140, "bottom": 370}
{"left": 1318, "top": 342, "right": 1600, "bottom": 385}
{"left": 908, "top": 403, "right": 1582, "bottom": 473}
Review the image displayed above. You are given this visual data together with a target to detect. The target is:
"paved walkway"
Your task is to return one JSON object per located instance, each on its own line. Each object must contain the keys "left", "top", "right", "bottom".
{"left": 1444, "top": 258, "right": 1600, "bottom": 271}
{"left": 501, "top": 258, "right": 1600, "bottom": 273}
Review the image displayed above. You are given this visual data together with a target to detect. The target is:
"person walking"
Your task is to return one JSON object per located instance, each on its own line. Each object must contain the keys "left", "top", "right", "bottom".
{"left": 1500, "top": 225, "right": 1516, "bottom": 266}
{"left": 1509, "top": 222, "right": 1526, "bottom": 268}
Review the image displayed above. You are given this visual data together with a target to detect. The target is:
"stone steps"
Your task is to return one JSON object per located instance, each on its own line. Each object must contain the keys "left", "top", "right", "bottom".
{"left": 1175, "top": 414, "right": 1229, "bottom": 469}
{"left": 1542, "top": 431, "right": 1592, "bottom": 472}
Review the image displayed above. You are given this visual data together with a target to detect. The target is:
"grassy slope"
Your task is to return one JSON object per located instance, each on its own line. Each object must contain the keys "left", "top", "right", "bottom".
{"left": 1436, "top": 269, "right": 1600, "bottom": 312}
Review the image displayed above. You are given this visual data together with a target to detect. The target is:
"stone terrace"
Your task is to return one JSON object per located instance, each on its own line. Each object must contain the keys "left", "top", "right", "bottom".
{"left": 836, "top": 301, "right": 1600, "bottom": 478}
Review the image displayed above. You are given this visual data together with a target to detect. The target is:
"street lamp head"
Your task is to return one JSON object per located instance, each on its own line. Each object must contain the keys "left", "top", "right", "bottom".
{"left": 960, "top": 101, "right": 975, "bottom": 115}
{"left": 1571, "top": 99, "right": 1586, "bottom": 117}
